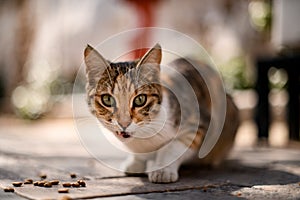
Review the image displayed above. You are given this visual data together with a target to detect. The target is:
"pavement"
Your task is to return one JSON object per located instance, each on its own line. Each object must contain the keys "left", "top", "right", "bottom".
{"left": 0, "top": 117, "right": 299, "bottom": 200}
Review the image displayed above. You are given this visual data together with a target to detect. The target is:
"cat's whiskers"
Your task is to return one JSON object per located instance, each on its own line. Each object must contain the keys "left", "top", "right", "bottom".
{"left": 146, "top": 121, "right": 174, "bottom": 129}
{"left": 131, "top": 120, "right": 175, "bottom": 141}
{"left": 133, "top": 124, "right": 160, "bottom": 135}
{"left": 76, "top": 116, "right": 96, "bottom": 123}
{"left": 76, "top": 117, "right": 107, "bottom": 129}
{"left": 136, "top": 121, "right": 165, "bottom": 130}
{"left": 146, "top": 120, "right": 170, "bottom": 125}
{"left": 100, "top": 121, "right": 118, "bottom": 131}
{"left": 140, "top": 128, "right": 174, "bottom": 142}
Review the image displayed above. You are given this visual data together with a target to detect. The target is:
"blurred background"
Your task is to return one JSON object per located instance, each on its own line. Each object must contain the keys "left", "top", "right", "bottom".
{"left": 0, "top": 0, "right": 299, "bottom": 147}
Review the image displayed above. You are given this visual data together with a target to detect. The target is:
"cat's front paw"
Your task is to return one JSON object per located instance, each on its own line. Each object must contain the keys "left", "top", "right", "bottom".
{"left": 148, "top": 167, "right": 179, "bottom": 183}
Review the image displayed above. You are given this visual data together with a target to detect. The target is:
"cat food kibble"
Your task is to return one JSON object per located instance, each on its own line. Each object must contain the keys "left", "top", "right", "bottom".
{"left": 71, "top": 182, "right": 80, "bottom": 188}
{"left": 8, "top": 173, "right": 88, "bottom": 192}
{"left": 62, "top": 182, "right": 72, "bottom": 187}
{"left": 58, "top": 188, "right": 69, "bottom": 193}
{"left": 70, "top": 173, "right": 77, "bottom": 178}
{"left": 24, "top": 179, "right": 33, "bottom": 184}
{"left": 38, "top": 181, "right": 47, "bottom": 187}
{"left": 3, "top": 187, "right": 14, "bottom": 192}
{"left": 44, "top": 182, "right": 52, "bottom": 188}
{"left": 12, "top": 182, "right": 22, "bottom": 187}
{"left": 50, "top": 180, "right": 60, "bottom": 185}
{"left": 33, "top": 181, "right": 39, "bottom": 186}
{"left": 236, "top": 192, "right": 242, "bottom": 197}
{"left": 60, "top": 195, "right": 72, "bottom": 200}
{"left": 39, "top": 174, "right": 47, "bottom": 179}
{"left": 77, "top": 180, "right": 86, "bottom": 187}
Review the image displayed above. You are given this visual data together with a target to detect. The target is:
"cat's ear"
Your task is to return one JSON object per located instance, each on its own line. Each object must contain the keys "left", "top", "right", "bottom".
{"left": 137, "top": 43, "right": 162, "bottom": 69}
{"left": 136, "top": 44, "right": 162, "bottom": 85}
{"left": 84, "top": 44, "right": 110, "bottom": 88}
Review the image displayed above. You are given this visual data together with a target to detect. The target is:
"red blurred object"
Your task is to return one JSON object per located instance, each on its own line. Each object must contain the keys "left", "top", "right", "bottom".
{"left": 125, "top": 0, "right": 161, "bottom": 59}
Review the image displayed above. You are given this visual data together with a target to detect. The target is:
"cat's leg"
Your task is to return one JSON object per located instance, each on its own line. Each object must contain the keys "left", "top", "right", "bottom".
{"left": 147, "top": 140, "right": 196, "bottom": 183}
{"left": 121, "top": 154, "right": 152, "bottom": 174}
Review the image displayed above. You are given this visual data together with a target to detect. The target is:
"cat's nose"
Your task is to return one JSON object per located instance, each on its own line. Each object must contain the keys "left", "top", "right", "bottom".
{"left": 118, "top": 121, "right": 131, "bottom": 131}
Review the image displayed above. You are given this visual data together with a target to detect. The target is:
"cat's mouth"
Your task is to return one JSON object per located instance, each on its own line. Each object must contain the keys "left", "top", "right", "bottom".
{"left": 116, "top": 131, "right": 131, "bottom": 138}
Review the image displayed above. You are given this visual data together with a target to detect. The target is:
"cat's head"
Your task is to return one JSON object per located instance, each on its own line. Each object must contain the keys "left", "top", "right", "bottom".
{"left": 84, "top": 44, "right": 163, "bottom": 141}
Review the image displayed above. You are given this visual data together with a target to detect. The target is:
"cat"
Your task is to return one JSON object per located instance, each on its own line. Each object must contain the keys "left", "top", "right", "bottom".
{"left": 84, "top": 43, "right": 239, "bottom": 183}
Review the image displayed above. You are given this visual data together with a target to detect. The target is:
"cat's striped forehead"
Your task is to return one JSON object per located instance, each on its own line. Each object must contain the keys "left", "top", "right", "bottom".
{"left": 110, "top": 61, "right": 137, "bottom": 74}
{"left": 96, "top": 61, "right": 138, "bottom": 92}
{"left": 98, "top": 60, "right": 160, "bottom": 94}
{"left": 113, "top": 70, "right": 136, "bottom": 96}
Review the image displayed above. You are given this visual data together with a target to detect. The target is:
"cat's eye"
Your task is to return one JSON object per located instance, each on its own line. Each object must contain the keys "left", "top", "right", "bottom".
{"left": 133, "top": 94, "right": 147, "bottom": 107}
{"left": 101, "top": 94, "right": 115, "bottom": 107}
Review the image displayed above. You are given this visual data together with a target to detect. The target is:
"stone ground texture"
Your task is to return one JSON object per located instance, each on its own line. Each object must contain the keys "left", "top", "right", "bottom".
{"left": 0, "top": 118, "right": 299, "bottom": 200}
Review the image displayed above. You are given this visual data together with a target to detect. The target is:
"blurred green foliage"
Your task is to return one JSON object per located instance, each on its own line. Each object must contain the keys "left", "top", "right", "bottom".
{"left": 219, "top": 56, "right": 254, "bottom": 90}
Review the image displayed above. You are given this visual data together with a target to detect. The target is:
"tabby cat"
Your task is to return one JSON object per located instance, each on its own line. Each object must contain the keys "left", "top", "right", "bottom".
{"left": 84, "top": 43, "right": 239, "bottom": 183}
